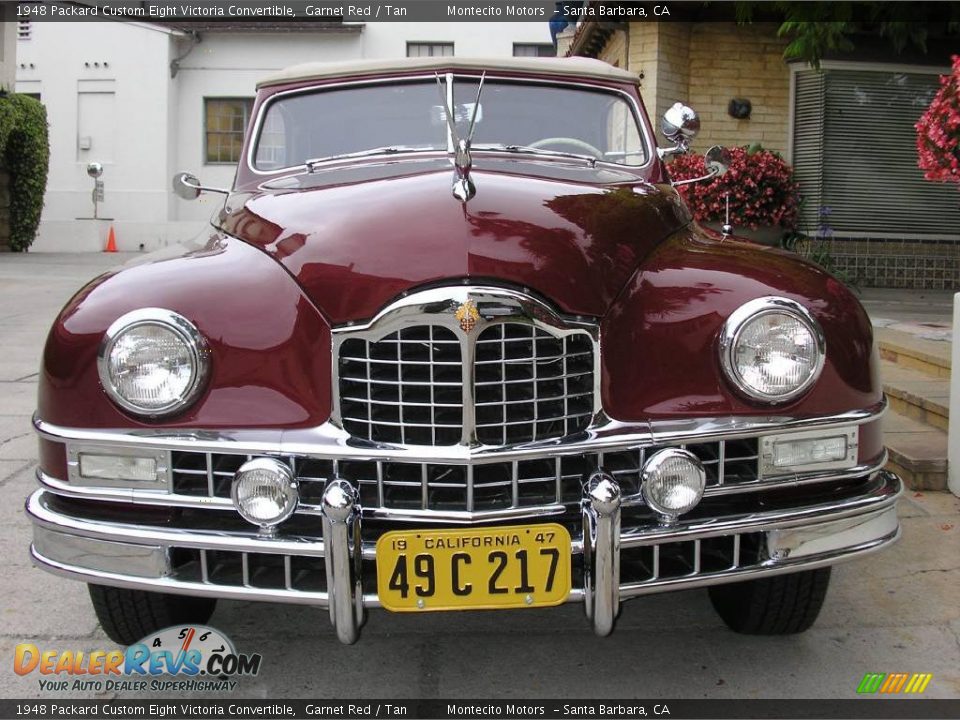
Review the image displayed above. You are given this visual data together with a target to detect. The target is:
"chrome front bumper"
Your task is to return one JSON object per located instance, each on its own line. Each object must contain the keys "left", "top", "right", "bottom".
{"left": 27, "top": 469, "right": 902, "bottom": 644}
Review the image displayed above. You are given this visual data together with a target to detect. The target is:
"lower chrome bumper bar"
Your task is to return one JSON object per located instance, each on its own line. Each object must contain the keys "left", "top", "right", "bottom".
{"left": 27, "top": 470, "right": 902, "bottom": 644}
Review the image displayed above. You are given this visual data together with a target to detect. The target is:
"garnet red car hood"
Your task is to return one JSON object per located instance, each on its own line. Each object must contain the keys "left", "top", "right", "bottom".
{"left": 219, "top": 158, "right": 690, "bottom": 324}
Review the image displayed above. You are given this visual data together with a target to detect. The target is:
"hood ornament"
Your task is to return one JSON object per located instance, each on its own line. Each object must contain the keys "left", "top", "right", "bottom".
{"left": 454, "top": 299, "right": 480, "bottom": 333}
{"left": 436, "top": 72, "right": 485, "bottom": 203}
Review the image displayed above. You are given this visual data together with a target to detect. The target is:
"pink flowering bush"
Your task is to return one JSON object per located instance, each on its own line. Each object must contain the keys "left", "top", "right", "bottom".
{"left": 668, "top": 146, "right": 801, "bottom": 231}
{"left": 915, "top": 55, "right": 960, "bottom": 188}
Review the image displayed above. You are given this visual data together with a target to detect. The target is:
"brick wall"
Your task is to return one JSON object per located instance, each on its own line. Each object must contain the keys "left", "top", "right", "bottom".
{"left": 623, "top": 24, "right": 660, "bottom": 123}
{"left": 653, "top": 23, "right": 691, "bottom": 125}
{"left": 686, "top": 23, "right": 791, "bottom": 155}
{"left": 608, "top": 22, "right": 790, "bottom": 156}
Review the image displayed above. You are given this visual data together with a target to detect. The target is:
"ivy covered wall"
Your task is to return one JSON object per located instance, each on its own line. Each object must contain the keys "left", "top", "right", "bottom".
{"left": 0, "top": 93, "right": 49, "bottom": 252}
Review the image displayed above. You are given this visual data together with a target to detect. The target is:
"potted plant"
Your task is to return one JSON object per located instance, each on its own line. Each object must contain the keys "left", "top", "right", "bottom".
{"left": 668, "top": 145, "right": 801, "bottom": 245}
{"left": 915, "top": 54, "right": 960, "bottom": 189}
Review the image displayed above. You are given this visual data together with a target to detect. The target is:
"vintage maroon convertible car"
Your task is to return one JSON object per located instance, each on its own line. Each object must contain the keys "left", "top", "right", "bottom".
{"left": 27, "top": 57, "right": 901, "bottom": 644}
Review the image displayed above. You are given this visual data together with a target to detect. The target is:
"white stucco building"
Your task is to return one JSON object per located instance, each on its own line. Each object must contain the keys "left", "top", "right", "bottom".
{"left": 13, "top": 20, "right": 553, "bottom": 251}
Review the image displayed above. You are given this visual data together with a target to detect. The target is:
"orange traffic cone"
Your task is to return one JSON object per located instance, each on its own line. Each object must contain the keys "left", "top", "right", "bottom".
{"left": 104, "top": 226, "right": 117, "bottom": 253}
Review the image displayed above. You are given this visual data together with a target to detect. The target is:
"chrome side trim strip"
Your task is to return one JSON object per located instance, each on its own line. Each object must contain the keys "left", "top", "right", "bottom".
{"left": 33, "top": 527, "right": 169, "bottom": 579}
{"left": 30, "top": 546, "right": 588, "bottom": 610}
{"left": 35, "top": 452, "right": 889, "bottom": 524}
{"left": 26, "top": 491, "right": 327, "bottom": 557}
{"left": 620, "top": 470, "right": 901, "bottom": 548}
{"left": 31, "top": 547, "right": 333, "bottom": 607}
{"left": 27, "top": 498, "right": 901, "bottom": 613}
{"left": 33, "top": 399, "right": 886, "bottom": 462}
{"left": 28, "top": 471, "right": 900, "bottom": 566}
{"left": 619, "top": 519, "right": 900, "bottom": 599}
{"left": 35, "top": 525, "right": 897, "bottom": 611}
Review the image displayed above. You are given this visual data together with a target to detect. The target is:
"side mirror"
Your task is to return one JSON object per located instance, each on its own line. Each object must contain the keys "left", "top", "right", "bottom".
{"left": 173, "top": 172, "right": 201, "bottom": 200}
{"left": 704, "top": 145, "right": 730, "bottom": 178}
{"left": 671, "top": 145, "right": 731, "bottom": 188}
{"left": 660, "top": 103, "right": 700, "bottom": 154}
{"left": 172, "top": 172, "right": 229, "bottom": 200}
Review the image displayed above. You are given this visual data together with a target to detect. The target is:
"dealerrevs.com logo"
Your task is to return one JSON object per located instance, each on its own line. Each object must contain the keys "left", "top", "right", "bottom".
{"left": 14, "top": 625, "right": 262, "bottom": 693}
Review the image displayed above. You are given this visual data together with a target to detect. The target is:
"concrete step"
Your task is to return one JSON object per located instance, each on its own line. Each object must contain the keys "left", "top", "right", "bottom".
{"left": 880, "top": 359, "right": 949, "bottom": 432}
{"left": 883, "top": 410, "right": 948, "bottom": 491}
{"left": 876, "top": 326, "right": 951, "bottom": 379}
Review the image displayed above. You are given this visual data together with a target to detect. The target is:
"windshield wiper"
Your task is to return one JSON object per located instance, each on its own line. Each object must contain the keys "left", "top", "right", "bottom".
{"left": 305, "top": 146, "right": 434, "bottom": 172}
{"left": 472, "top": 144, "right": 598, "bottom": 167}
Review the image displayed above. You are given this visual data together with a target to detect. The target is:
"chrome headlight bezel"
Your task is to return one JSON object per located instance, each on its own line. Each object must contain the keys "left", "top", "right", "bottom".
{"left": 719, "top": 296, "right": 826, "bottom": 404}
{"left": 97, "top": 308, "right": 210, "bottom": 418}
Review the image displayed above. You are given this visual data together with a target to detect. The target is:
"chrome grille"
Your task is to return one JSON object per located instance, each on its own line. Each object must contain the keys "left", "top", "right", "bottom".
{"left": 620, "top": 532, "right": 765, "bottom": 588}
{"left": 338, "top": 326, "right": 463, "bottom": 445}
{"left": 167, "top": 528, "right": 767, "bottom": 597}
{"left": 169, "top": 438, "right": 759, "bottom": 514}
{"left": 170, "top": 547, "right": 327, "bottom": 593}
{"left": 474, "top": 324, "right": 594, "bottom": 445}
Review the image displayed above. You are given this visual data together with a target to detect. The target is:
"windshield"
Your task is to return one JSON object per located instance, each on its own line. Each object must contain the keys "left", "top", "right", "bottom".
{"left": 252, "top": 77, "right": 648, "bottom": 171}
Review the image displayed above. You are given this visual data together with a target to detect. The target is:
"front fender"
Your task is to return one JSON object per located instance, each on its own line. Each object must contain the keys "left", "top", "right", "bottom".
{"left": 38, "top": 234, "right": 332, "bottom": 429}
{"left": 601, "top": 229, "right": 881, "bottom": 422}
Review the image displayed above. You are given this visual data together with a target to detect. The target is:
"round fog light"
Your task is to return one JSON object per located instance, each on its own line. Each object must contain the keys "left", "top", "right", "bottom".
{"left": 642, "top": 449, "right": 706, "bottom": 520}
{"left": 231, "top": 458, "right": 298, "bottom": 529}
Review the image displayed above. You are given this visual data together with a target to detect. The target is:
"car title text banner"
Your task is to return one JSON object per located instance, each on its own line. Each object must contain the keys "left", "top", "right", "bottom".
{"left": 6, "top": 0, "right": 935, "bottom": 22}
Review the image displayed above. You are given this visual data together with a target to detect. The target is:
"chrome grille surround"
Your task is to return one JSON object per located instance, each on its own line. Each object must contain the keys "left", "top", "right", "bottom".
{"left": 331, "top": 286, "right": 600, "bottom": 448}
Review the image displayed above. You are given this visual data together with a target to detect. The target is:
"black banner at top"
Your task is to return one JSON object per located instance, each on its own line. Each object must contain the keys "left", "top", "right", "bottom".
{"left": 5, "top": 0, "right": 960, "bottom": 23}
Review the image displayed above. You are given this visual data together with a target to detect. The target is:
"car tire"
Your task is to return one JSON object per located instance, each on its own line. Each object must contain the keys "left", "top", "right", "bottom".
{"left": 88, "top": 584, "right": 217, "bottom": 645}
{"left": 707, "top": 567, "right": 831, "bottom": 635}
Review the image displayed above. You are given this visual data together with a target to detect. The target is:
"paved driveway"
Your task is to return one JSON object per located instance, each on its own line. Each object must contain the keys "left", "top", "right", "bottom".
{"left": 1, "top": 253, "right": 958, "bottom": 700}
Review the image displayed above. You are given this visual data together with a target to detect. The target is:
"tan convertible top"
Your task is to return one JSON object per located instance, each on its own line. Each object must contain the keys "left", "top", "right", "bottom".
{"left": 257, "top": 56, "right": 639, "bottom": 89}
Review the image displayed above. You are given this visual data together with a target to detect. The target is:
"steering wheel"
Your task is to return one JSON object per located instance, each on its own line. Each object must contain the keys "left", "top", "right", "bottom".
{"left": 528, "top": 137, "right": 604, "bottom": 159}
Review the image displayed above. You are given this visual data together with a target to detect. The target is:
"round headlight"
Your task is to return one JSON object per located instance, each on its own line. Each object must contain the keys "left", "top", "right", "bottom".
{"left": 231, "top": 458, "right": 298, "bottom": 528}
{"left": 642, "top": 449, "right": 706, "bottom": 519}
{"left": 720, "top": 297, "right": 825, "bottom": 403}
{"left": 98, "top": 308, "right": 209, "bottom": 417}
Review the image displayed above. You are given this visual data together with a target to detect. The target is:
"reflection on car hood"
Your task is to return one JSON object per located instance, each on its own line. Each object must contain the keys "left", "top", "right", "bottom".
{"left": 219, "top": 157, "right": 691, "bottom": 324}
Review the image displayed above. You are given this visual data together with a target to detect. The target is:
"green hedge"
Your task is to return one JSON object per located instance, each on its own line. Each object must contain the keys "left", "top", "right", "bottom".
{"left": 0, "top": 93, "right": 50, "bottom": 252}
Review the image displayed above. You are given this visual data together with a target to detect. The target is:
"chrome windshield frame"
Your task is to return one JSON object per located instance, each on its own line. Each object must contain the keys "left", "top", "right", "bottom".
{"left": 246, "top": 72, "right": 654, "bottom": 178}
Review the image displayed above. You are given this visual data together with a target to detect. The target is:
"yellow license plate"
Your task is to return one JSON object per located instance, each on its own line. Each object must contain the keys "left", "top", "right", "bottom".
{"left": 376, "top": 523, "right": 571, "bottom": 612}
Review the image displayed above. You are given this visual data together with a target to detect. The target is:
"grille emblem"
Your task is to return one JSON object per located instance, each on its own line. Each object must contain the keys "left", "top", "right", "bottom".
{"left": 455, "top": 300, "right": 480, "bottom": 333}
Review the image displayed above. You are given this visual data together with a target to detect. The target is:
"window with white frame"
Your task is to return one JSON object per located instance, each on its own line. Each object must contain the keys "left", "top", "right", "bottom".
{"left": 204, "top": 98, "right": 253, "bottom": 164}
{"left": 18, "top": 21, "right": 31, "bottom": 40}
{"left": 792, "top": 65, "right": 960, "bottom": 238}
{"left": 407, "top": 42, "right": 454, "bottom": 58}
{"left": 513, "top": 43, "right": 556, "bottom": 58}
